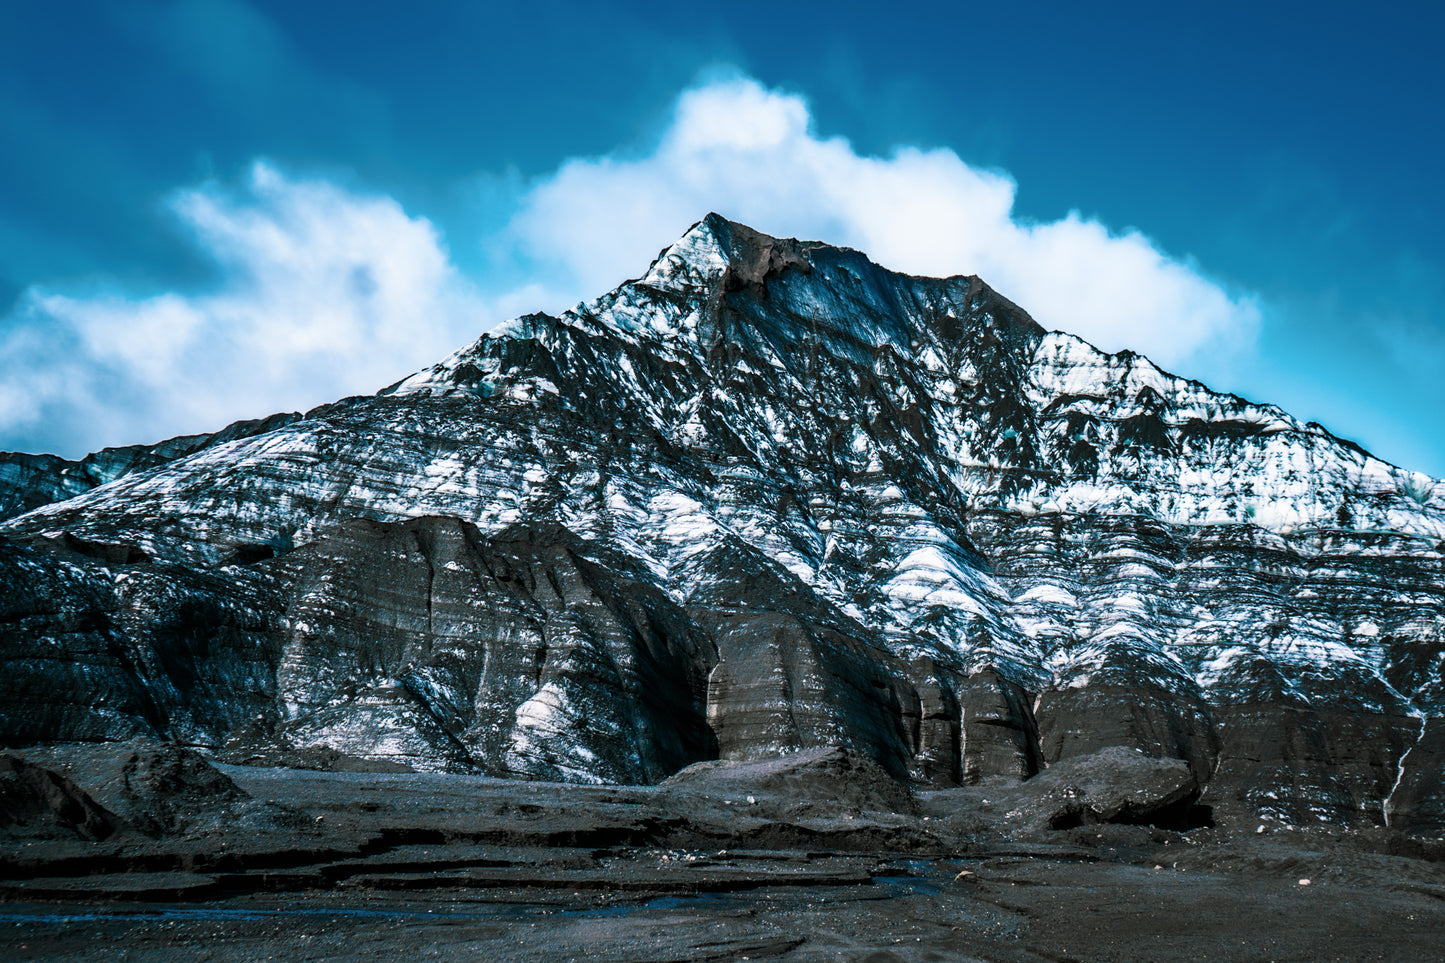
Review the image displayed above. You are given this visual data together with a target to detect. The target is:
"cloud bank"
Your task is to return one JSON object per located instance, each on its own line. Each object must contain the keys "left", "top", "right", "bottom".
{"left": 0, "top": 163, "right": 490, "bottom": 456}
{"left": 0, "top": 74, "right": 1260, "bottom": 458}
{"left": 506, "top": 77, "right": 1260, "bottom": 363}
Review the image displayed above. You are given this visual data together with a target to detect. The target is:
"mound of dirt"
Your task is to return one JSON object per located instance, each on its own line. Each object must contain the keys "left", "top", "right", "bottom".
{"left": 0, "top": 754, "right": 123, "bottom": 840}
{"left": 221, "top": 744, "right": 417, "bottom": 773}
{"left": 16, "top": 738, "right": 303, "bottom": 838}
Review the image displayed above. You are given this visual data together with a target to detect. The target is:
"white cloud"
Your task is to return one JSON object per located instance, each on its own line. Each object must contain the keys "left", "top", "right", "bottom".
{"left": 0, "top": 74, "right": 1260, "bottom": 459}
{"left": 0, "top": 161, "right": 494, "bottom": 456}
{"left": 505, "top": 75, "right": 1259, "bottom": 363}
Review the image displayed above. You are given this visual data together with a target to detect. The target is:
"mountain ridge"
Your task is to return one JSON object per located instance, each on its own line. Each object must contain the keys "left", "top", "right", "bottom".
{"left": 3, "top": 214, "right": 1436, "bottom": 531}
{"left": 1, "top": 214, "right": 1441, "bottom": 832}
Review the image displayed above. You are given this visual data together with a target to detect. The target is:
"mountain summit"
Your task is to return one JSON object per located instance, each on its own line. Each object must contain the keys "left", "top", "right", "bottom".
{"left": 2, "top": 215, "right": 1442, "bottom": 830}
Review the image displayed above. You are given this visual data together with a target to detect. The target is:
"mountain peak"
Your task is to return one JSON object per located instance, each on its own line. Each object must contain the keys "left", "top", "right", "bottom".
{"left": 2, "top": 214, "right": 1442, "bottom": 830}
{"left": 638, "top": 213, "right": 817, "bottom": 297}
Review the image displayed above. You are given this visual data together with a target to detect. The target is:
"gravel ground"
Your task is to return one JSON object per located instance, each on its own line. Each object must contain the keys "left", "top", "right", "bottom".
{"left": 2, "top": 753, "right": 1442, "bottom": 961}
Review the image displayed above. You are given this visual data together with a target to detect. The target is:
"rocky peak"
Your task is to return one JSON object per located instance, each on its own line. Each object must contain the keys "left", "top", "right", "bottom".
{"left": 1, "top": 218, "right": 1442, "bottom": 833}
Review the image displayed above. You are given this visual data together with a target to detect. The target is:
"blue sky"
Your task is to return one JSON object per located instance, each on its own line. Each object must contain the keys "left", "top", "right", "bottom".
{"left": 2, "top": 0, "right": 1443, "bottom": 477}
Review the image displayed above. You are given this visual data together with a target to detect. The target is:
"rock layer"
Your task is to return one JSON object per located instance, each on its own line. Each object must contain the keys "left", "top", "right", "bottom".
{"left": 1, "top": 215, "right": 1441, "bottom": 830}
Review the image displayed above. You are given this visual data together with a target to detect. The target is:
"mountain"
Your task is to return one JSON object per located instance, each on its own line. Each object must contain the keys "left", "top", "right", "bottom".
{"left": 2, "top": 214, "right": 1442, "bottom": 831}
{"left": 0, "top": 411, "right": 302, "bottom": 520}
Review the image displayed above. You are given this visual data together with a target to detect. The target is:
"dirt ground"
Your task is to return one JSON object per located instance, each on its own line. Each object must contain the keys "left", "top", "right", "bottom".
{"left": 2, "top": 754, "right": 1442, "bottom": 961}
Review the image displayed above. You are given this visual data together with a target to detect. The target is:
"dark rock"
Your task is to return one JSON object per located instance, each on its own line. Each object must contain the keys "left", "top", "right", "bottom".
{"left": 1035, "top": 683, "right": 1217, "bottom": 783}
{"left": 1206, "top": 703, "right": 1424, "bottom": 828}
{"left": 1387, "top": 716, "right": 1445, "bottom": 834}
{"left": 662, "top": 745, "right": 916, "bottom": 816}
{"left": 0, "top": 754, "right": 123, "bottom": 840}
{"left": 0, "top": 215, "right": 1440, "bottom": 829}
{"left": 0, "top": 539, "right": 162, "bottom": 746}
{"left": 989, "top": 747, "right": 1203, "bottom": 833}
{"left": 958, "top": 668, "right": 1043, "bottom": 782}
{"left": 264, "top": 515, "right": 718, "bottom": 780}
{"left": 20, "top": 739, "right": 300, "bottom": 838}
{"left": 905, "top": 659, "right": 964, "bottom": 787}
{"left": 687, "top": 542, "right": 917, "bottom": 780}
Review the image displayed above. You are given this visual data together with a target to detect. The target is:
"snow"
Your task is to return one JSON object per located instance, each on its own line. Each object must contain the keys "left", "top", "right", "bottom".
{"left": 4, "top": 212, "right": 1443, "bottom": 751}
{"left": 1384, "top": 714, "right": 1428, "bottom": 826}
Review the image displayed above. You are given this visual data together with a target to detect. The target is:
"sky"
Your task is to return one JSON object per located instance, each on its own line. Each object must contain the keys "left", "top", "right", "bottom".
{"left": 1, "top": 0, "right": 1442, "bottom": 477}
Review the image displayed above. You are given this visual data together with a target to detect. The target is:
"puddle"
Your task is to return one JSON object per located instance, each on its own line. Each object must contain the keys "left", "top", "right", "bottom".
{"left": 554, "top": 894, "right": 739, "bottom": 918}
{"left": 871, "top": 875, "right": 943, "bottom": 895}
{"left": 871, "top": 857, "right": 963, "bottom": 895}
{"left": 0, "top": 892, "right": 747, "bottom": 927}
{"left": 0, "top": 904, "right": 510, "bottom": 925}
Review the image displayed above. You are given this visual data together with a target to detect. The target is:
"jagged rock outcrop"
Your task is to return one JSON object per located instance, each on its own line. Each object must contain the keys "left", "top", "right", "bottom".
{"left": 267, "top": 515, "right": 717, "bottom": 783}
{"left": 958, "top": 668, "right": 1044, "bottom": 783}
{"left": 1, "top": 215, "right": 1441, "bottom": 831}
{"left": 0, "top": 411, "right": 301, "bottom": 522}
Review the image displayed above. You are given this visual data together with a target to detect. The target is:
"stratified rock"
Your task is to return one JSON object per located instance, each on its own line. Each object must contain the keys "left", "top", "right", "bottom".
{"left": 686, "top": 541, "right": 917, "bottom": 780}
{"left": 267, "top": 516, "right": 716, "bottom": 781}
{"left": 0, "top": 411, "right": 301, "bottom": 522}
{"left": 0, "top": 535, "right": 288, "bottom": 749}
{"left": 1386, "top": 717, "right": 1445, "bottom": 834}
{"left": 0, "top": 215, "right": 1441, "bottom": 829}
{"left": 1035, "top": 684, "right": 1217, "bottom": 783}
{"left": 0, "top": 539, "right": 161, "bottom": 745}
{"left": 1206, "top": 702, "right": 1423, "bottom": 828}
{"left": 905, "top": 659, "right": 964, "bottom": 787}
{"left": 958, "top": 668, "right": 1043, "bottom": 783}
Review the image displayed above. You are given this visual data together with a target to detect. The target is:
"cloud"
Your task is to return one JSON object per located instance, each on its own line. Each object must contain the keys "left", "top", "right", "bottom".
{"left": 1, "top": 73, "right": 1261, "bottom": 459}
{"left": 0, "top": 162, "right": 492, "bottom": 456}
{"left": 505, "top": 75, "right": 1260, "bottom": 364}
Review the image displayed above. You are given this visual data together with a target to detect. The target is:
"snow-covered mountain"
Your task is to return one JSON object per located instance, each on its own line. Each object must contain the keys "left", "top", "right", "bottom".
{"left": 2, "top": 215, "right": 1441, "bottom": 830}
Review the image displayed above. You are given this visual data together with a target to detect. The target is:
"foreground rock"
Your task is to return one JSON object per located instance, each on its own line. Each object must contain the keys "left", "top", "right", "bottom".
{"left": 0, "top": 755, "right": 122, "bottom": 841}
{"left": 2, "top": 739, "right": 305, "bottom": 845}
{"left": 662, "top": 746, "right": 917, "bottom": 816}
{"left": 968, "top": 747, "right": 1203, "bottom": 833}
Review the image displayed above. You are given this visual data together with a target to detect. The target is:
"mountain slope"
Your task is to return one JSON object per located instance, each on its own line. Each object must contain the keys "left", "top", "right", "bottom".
{"left": 2, "top": 215, "right": 1442, "bottom": 830}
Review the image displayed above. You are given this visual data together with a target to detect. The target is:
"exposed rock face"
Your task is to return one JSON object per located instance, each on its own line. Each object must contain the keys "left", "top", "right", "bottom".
{"left": 958, "top": 668, "right": 1043, "bottom": 783}
{"left": 267, "top": 515, "right": 716, "bottom": 783}
{"left": 1, "top": 215, "right": 1441, "bottom": 830}
{"left": 1386, "top": 717, "right": 1445, "bottom": 832}
{"left": 0, "top": 411, "right": 301, "bottom": 522}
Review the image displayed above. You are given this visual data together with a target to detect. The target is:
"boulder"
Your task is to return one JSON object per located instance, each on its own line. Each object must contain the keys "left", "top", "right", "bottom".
{"left": 988, "top": 747, "right": 1203, "bottom": 833}
{"left": 662, "top": 746, "right": 916, "bottom": 816}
